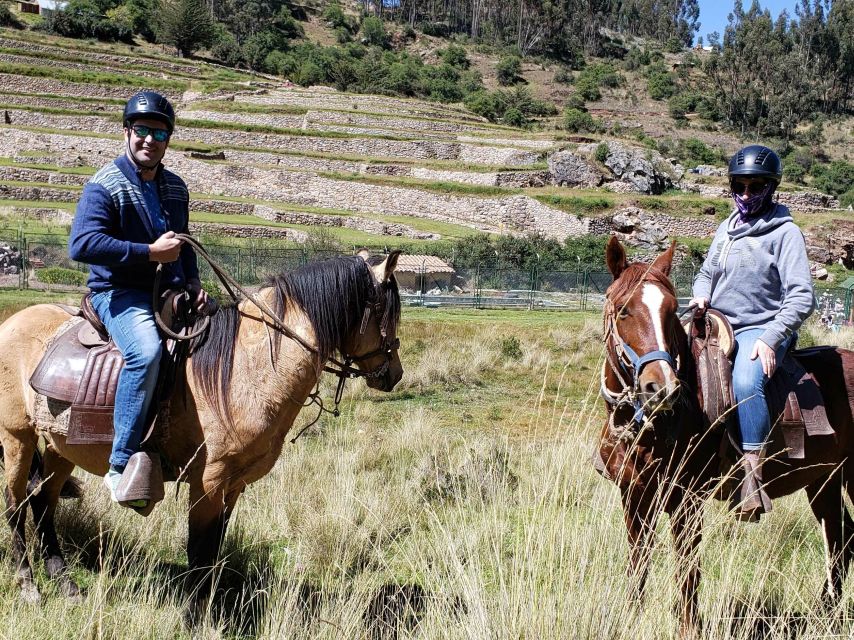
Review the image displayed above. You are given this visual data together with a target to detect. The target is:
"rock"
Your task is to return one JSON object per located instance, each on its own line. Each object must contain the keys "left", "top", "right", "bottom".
{"left": 546, "top": 151, "right": 602, "bottom": 188}
{"left": 578, "top": 141, "right": 684, "bottom": 194}
{"left": 811, "top": 263, "right": 829, "bottom": 280}
{"left": 694, "top": 164, "right": 726, "bottom": 177}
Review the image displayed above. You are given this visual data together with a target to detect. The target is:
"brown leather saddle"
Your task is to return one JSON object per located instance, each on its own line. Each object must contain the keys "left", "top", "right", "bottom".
{"left": 29, "top": 291, "right": 203, "bottom": 445}
{"left": 685, "top": 311, "right": 833, "bottom": 459}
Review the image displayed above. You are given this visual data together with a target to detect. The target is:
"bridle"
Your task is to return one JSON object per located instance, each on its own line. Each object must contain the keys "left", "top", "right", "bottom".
{"left": 163, "top": 235, "right": 400, "bottom": 434}
{"left": 601, "top": 290, "right": 679, "bottom": 438}
{"left": 322, "top": 282, "right": 401, "bottom": 407}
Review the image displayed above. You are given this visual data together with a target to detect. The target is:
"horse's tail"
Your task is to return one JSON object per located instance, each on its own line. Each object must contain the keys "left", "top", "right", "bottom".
{"left": 0, "top": 445, "right": 84, "bottom": 500}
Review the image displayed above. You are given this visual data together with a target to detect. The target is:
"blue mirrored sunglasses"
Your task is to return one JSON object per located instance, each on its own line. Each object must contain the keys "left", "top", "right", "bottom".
{"left": 131, "top": 124, "right": 170, "bottom": 142}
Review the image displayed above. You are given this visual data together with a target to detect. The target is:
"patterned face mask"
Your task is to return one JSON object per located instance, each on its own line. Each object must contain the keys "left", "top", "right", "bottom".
{"left": 733, "top": 181, "right": 776, "bottom": 222}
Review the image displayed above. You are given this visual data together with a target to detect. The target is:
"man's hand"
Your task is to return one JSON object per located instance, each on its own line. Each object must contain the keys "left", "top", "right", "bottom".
{"left": 148, "top": 231, "right": 182, "bottom": 263}
{"left": 186, "top": 278, "right": 214, "bottom": 315}
{"left": 750, "top": 338, "right": 776, "bottom": 377}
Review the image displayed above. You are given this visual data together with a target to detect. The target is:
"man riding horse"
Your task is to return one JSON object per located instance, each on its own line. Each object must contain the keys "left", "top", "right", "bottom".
{"left": 68, "top": 91, "right": 213, "bottom": 508}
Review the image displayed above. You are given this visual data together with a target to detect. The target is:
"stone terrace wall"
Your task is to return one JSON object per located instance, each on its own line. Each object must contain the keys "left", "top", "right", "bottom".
{"left": 0, "top": 74, "right": 182, "bottom": 103}
{"left": 304, "top": 110, "right": 497, "bottom": 135}
{"left": 189, "top": 221, "right": 307, "bottom": 242}
{"left": 4, "top": 109, "right": 540, "bottom": 166}
{"left": 0, "top": 167, "right": 89, "bottom": 186}
{"left": 0, "top": 184, "right": 78, "bottom": 202}
{"left": 0, "top": 37, "right": 201, "bottom": 75}
{"left": 0, "top": 52, "right": 177, "bottom": 83}
{"left": 238, "top": 89, "right": 482, "bottom": 123}
{"left": 588, "top": 212, "right": 718, "bottom": 237}
{"left": 0, "top": 92, "right": 122, "bottom": 113}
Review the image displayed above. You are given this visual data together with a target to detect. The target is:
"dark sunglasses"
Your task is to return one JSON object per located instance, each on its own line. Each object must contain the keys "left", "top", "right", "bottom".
{"left": 730, "top": 179, "right": 769, "bottom": 195}
{"left": 131, "top": 124, "right": 170, "bottom": 142}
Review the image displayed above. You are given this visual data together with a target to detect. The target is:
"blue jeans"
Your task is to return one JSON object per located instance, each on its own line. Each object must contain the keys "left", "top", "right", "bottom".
{"left": 90, "top": 288, "right": 162, "bottom": 469}
{"left": 732, "top": 328, "right": 794, "bottom": 450}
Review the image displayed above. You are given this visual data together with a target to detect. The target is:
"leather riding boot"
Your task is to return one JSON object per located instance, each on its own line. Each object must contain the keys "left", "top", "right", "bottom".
{"left": 731, "top": 451, "right": 772, "bottom": 522}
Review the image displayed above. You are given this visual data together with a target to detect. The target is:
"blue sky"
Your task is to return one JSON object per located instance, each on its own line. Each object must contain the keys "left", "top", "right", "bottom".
{"left": 697, "top": 0, "right": 803, "bottom": 43}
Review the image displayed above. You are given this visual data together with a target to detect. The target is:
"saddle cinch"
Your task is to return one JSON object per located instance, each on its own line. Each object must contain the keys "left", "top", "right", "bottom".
{"left": 28, "top": 291, "right": 208, "bottom": 512}
{"left": 686, "top": 310, "right": 834, "bottom": 460}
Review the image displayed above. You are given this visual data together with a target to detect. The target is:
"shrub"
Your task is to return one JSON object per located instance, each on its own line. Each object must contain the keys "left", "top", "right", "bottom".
{"left": 563, "top": 107, "right": 598, "bottom": 133}
{"left": 502, "top": 107, "right": 524, "bottom": 127}
{"left": 565, "top": 93, "right": 586, "bottom": 110}
{"left": 465, "top": 90, "right": 503, "bottom": 121}
{"left": 496, "top": 55, "right": 521, "bottom": 86}
{"left": 678, "top": 138, "right": 717, "bottom": 165}
{"left": 665, "top": 36, "right": 683, "bottom": 53}
{"left": 841, "top": 188, "right": 854, "bottom": 208}
{"left": 210, "top": 26, "right": 243, "bottom": 66}
{"left": 574, "top": 75, "right": 601, "bottom": 101}
{"left": 623, "top": 46, "right": 650, "bottom": 71}
{"left": 41, "top": 0, "right": 132, "bottom": 42}
{"left": 811, "top": 160, "right": 854, "bottom": 197}
{"left": 0, "top": 3, "right": 22, "bottom": 28}
{"left": 554, "top": 67, "right": 573, "bottom": 84}
{"left": 322, "top": 2, "right": 349, "bottom": 30}
{"left": 696, "top": 96, "right": 721, "bottom": 121}
{"left": 500, "top": 336, "right": 523, "bottom": 359}
{"left": 37, "top": 267, "right": 86, "bottom": 286}
{"left": 647, "top": 69, "right": 676, "bottom": 100}
{"left": 441, "top": 44, "right": 470, "bottom": 69}
{"left": 595, "top": 142, "right": 609, "bottom": 163}
{"left": 360, "top": 15, "right": 388, "bottom": 48}
{"left": 668, "top": 92, "right": 697, "bottom": 120}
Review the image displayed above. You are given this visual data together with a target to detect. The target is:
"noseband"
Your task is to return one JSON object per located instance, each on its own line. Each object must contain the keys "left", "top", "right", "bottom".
{"left": 601, "top": 297, "right": 678, "bottom": 434}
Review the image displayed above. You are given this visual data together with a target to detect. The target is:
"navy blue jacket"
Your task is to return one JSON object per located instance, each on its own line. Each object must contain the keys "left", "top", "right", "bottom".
{"left": 69, "top": 154, "right": 200, "bottom": 293}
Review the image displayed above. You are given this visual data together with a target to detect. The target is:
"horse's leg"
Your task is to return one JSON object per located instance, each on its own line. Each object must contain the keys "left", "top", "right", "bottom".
{"left": 669, "top": 493, "right": 703, "bottom": 638}
{"left": 808, "top": 472, "right": 854, "bottom": 604}
{"left": 1, "top": 435, "right": 40, "bottom": 603}
{"left": 184, "top": 475, "right": 242, "bottom": 626}
{"left": 29, "top": 447, "right": 82, "bottom": 600}
{"left": 621, "top": 484, "right": 662, "bottom": 603}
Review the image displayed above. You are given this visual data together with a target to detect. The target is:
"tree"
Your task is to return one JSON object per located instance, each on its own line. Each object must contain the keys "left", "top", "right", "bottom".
{"left": 157, "top": 0, "right": 216, "bottom": 57}
{"left": 496, "top": 55, "right": 521, "bottom": 85}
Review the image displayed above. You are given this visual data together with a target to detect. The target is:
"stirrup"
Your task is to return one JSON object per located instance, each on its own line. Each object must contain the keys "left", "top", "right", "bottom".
{"left": 115, "top": 451, "right": 165, "bottom": 517}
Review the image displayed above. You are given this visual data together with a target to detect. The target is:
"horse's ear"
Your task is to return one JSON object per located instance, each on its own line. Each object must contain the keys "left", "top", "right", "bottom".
{"left": 651, "top": 240, "right": 676, "bottom": 277}
{"left": 356, "top": 248, "right": 371, "bottom": 261}
{"left": 606, "top": 236, "right": 628, "bottom": 279}
{"left": 380, "top": 250, "right": 402, "bottom": 282}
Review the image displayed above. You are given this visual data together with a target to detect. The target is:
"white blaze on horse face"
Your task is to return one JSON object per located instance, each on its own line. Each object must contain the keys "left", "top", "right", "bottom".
{"left": 641, "top": 283, "right": 678, "bottom": 392}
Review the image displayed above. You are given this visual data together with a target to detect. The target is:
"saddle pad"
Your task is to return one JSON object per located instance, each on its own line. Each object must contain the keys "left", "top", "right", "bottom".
{"left": 768, "top": 353, "right": 833, "bottom": 459}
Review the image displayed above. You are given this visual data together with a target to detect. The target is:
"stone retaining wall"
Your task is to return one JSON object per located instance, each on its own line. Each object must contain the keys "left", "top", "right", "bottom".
{"left": 0, "top": 74, "right": 182, "bottom": 103}
{"left": 238, "top": 88, "right": 484, "bottom": 122}
{"left": 0, "top": 52, "right": 174, "bottom": 82}
{"left": 304, "top": 110, "right": 492, "bottom": 134}
{"left": 0, "top": 167, "right": 89, "bottom": 186}
{"left": 0, "top": 184, "right": 78, "bottom": 202}
{"left": 189, "top": 221, "right": 307, "bottom": 242}
{"left": 0, "top": 37, "right": 201, "bottom": 75}
{"left": 0, "top": 92, "right": 122, "bottom": 113}
{"left": 588, "top": 212, "right": 718, "bottom": 237}
{"left": 4, "top": 109, "right": 538, "bottom": 166}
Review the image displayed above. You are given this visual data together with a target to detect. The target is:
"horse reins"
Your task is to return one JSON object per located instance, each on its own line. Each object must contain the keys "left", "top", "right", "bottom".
{"left": 155, "top": 234, "right": 399, "bottom": 437}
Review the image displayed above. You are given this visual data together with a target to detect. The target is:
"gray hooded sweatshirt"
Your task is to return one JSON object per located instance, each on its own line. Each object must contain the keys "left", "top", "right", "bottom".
{"left": 692, "top": 203, "right": 815, "bottom": 350}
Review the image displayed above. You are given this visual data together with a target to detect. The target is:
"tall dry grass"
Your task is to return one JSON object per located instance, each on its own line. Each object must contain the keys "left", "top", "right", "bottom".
{"left": 0, "top": 309, "right": 852, "bottom": 638}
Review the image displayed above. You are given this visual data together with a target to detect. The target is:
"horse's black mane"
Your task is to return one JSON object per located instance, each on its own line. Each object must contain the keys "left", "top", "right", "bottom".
{"left": 191, "top": 255, "right": 400, "bottom": 426}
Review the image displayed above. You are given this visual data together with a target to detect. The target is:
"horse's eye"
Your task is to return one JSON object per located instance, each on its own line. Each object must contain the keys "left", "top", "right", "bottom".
{"left": 617, "top": 308, "right": 631, "bottom": 319}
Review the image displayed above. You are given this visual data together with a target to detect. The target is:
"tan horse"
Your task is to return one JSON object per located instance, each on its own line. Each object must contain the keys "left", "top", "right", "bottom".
{"left": 0, "top": 251, "right": 403, "bottom": 617}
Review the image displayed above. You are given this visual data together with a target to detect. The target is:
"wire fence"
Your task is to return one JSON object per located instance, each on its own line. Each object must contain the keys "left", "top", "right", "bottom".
{"left": 1, "top": 229, "right": 850, "bottom": 317}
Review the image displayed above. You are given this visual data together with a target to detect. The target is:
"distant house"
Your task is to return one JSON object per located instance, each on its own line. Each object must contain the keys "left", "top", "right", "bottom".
{"left": 393, "top": 255, "right": 455, "bottom": 293}
{"left": 19, "top": 2, "right": 39, "bottom": 14}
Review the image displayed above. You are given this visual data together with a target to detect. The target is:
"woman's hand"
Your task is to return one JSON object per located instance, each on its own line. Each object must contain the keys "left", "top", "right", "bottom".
{"left": 750, "top": 338, "right": 776, "bottom": 377}
{"left": 689, "top": 296, "right": 709, "bottom": 312}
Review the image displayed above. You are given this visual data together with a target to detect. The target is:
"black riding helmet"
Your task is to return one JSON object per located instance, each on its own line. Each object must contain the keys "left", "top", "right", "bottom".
{"left": 122, "top": 91, "right": 175, "bottom": 134}
{"left": 728, "top": 145, "right": 783, "bottom": 185}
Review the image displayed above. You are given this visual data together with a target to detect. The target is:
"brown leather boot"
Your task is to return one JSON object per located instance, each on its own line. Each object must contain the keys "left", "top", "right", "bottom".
{"left": 731, "top": 451, "right": 772, "bottom": 522}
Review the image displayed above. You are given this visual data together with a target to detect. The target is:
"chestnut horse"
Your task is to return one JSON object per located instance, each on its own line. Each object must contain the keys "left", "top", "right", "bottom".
{"left": 595, "top": 237, "right": 854, "bottom": 636}
{"left": 0, "top": 251, "right": 403, "bottom": 617}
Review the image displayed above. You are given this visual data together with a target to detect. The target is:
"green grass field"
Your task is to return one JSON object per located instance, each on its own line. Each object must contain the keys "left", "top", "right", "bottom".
{"left": 0, "top": 288, "right": 852, "bottom": 639}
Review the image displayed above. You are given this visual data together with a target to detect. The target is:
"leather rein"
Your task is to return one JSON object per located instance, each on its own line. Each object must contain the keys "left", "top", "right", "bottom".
{"left": 155, "top": 234, "right": 399, "bottom": 434}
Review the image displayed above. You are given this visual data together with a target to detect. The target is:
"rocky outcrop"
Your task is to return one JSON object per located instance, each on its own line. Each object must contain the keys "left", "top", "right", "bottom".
{"left": 588, "top": 207, "right": 718, "bottom": 248}
{"left": 0, "top": 243, "right": 22, "bottom": 275}
{"left": 547, "top": 151, "right": 602, "bottom": 188}
{"left": 578, "top": 141, "right": 684, "bottom": 194}
{"left": 805, "top": 220, "right": 854, "bottom": 268}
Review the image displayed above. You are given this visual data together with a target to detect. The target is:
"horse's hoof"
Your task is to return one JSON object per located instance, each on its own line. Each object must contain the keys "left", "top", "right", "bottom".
{"left": 20, "top": 583, "right": 41, "bottom": 605}
{"left": 60, "top": 578, "right": 84, "bottom": 603}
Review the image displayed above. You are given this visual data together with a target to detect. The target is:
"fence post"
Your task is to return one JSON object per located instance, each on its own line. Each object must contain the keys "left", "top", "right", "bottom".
{"left": 581, "top": 269, "right": 588, "bottom": 312}
{"left": 20, "top": 234, "right": 28, "bottom": 290}
{"left": 475, "top": 263, "right": 481, "bottom": 309}
{"left": 236, "top": 247, "right": 242, "bottom": 285}
{"left": 528, "top": 262, "right": 537, "bottom": 311}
